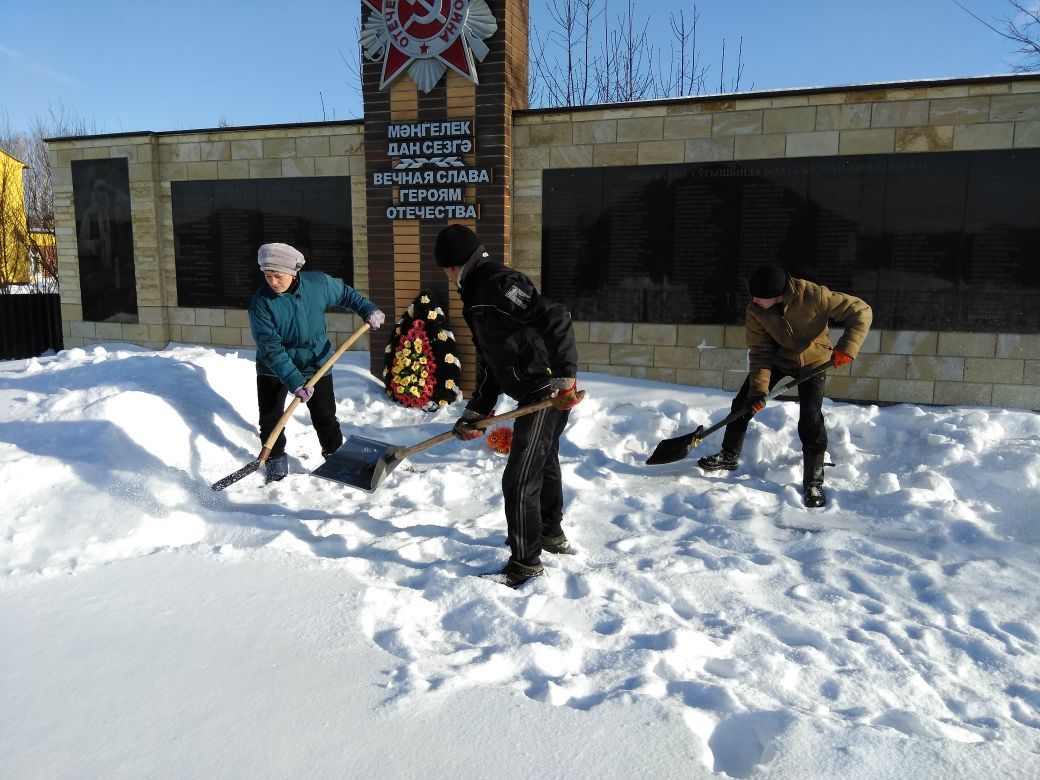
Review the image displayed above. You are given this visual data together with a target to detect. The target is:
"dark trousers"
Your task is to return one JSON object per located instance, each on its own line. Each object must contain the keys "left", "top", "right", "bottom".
{"left": 502, "top": 405, "right": 570, "bottom": 566}
{"left": 256, "top": 374, "right": 342, "bottom": 458}
{"left": 720, "top": 368, "right": 828, "bottom": 459}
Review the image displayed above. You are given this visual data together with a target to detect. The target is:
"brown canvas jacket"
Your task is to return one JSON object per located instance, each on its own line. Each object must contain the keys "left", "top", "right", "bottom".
{"left": 745, "top": 276, "right": 872, "bottom": 395}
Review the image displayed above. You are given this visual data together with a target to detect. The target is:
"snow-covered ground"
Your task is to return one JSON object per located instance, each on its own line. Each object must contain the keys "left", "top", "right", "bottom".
{"left": 1, "top": 343, "right": 1039, "bottom": 778}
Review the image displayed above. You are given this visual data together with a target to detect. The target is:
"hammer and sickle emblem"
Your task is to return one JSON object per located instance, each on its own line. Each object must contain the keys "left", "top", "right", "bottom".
{"left": 403, "top": 0, "right": 447, "bottom": 29}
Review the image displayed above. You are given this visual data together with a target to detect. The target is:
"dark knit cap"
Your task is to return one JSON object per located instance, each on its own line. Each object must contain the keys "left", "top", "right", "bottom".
{"left": 748, "top": 265, "right": 788, "bottom": 298}
{"left": 435, "top": 224, "right": 482, "bottom": 267}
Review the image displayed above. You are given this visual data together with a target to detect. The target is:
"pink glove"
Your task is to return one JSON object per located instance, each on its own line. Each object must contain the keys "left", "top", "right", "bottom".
{"left": 294, "top": 386, "right": 314, "bottom": 403}
{"left": 366, "top": 310, "right": 385, "bottom": 331}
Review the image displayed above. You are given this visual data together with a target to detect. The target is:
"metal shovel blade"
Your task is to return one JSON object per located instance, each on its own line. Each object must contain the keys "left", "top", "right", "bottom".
{"left": 311, "top": 435, "right": 405, "bottom": 492}
{"left": 645, "top": 425, "right": 706, "bottom": 465}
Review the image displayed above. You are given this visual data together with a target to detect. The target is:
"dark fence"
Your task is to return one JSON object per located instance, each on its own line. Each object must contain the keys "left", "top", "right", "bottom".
{"left": 0, "top": 293, "right": 63, "bottom": 360}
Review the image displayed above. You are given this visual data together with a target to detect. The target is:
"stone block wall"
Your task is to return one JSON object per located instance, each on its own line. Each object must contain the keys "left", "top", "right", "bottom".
{"left": 47, "top": 76, "right": 1040, "bottom": 410}
{"left": 512, "top": 75, "right": 1040, "bottom": 409}
{"left": 49, "top": 121, "right": 370, "bottom": 354}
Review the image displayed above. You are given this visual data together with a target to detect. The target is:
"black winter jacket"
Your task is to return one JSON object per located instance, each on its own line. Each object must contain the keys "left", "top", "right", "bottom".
{"left": 460, "top": 256, "right": 578, "bottom": 414}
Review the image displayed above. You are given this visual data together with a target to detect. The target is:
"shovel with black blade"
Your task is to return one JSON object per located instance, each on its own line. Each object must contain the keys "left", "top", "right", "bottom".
{"left": 645, "top": 362, "right": 832, "bottom": 466}
{"left": 312, "top": 391, "right": 586, "bottom": 492}
{"left": 210, "top": 323, "right": 371, "bottom": 491}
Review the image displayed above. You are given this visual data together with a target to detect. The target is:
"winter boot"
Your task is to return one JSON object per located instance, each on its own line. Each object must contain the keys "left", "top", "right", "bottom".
{"left": 540, "top": 532, "right": 572, "bottom": 555}
{"left": 802, "top": 450, "right": 826, "bottom": 508}
{"left": 697, "top": 450, "right": 739, "bottom": 472}
{"left": 498, "top": 559, "right": 545, "bottom": 588}
{"left": 264, "top": 453, "right": 288, "bottom": 483}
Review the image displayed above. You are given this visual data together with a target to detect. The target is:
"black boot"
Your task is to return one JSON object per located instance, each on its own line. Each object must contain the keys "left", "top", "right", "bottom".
{"left": 697, "top": 450, "right": 739, "bottom": 472}
{"left": 803, "top": 450, "right": 825, "bottom": 508}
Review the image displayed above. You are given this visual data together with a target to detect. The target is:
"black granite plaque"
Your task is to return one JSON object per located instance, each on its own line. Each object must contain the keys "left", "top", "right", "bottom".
{"left": 961, "top": 149, "right": 1040, "bottom": 330}
{"left": 541, "top": 149, "right": 1040, "bottom": 333}
{"left": 669, "top": 165, "right": 741, "bottom": 322}
{"left": 72, "top": 158, "right": 138, "bottom": 323}
{"left": 541, "top": 168, "right": 605, "bottom": 321}
{"left": 172, "top": 176, "right": 352, "bottom": 309}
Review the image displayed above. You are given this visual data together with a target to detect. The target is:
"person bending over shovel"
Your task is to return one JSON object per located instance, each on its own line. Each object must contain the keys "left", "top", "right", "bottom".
{"left": 697, "top": 265, "right": 872, "bottom": 508}
{"left": 249, "top": 243, "right": 384, "bottom": 483}
{"left": 436, "top": 225, "right": 582, "bottom": 587}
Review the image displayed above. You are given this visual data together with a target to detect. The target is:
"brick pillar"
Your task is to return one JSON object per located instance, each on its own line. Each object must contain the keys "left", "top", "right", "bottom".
{"left": 362, "top": 0, "right": 529, "bottom": 393}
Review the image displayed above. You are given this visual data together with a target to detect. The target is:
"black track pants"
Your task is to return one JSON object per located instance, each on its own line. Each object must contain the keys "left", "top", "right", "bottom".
{"left": 256, "top": 374, "right": 343, "bottom": 458}
{"left": 720, "top": 368, "right": 828, "bottom": 458}
{"left": 502, "top": 405, "right": 570, "bottom": 566}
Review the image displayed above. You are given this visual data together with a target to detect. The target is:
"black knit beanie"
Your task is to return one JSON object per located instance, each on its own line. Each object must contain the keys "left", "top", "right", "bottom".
{"left": 435, "top": 225, "right": 482, "bottom": 268}
{"left": 748, "top": 265, "right": 788, "bottom": 298}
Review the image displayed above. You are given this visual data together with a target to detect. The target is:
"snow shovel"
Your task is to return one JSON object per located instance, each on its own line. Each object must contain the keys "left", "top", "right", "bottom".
{"left": 312, "top": 390, "right": 586, "bottom": 492}
{"left": 210, "top": 323, "right": 371, "bottom": 491}
{"left": 645, "top": 361, "right": 832, "bottom": 466}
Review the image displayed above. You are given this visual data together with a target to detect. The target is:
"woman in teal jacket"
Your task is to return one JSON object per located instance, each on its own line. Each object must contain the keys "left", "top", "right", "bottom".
{"left": 248, "top": 243, "right": 384, "bottom": 482}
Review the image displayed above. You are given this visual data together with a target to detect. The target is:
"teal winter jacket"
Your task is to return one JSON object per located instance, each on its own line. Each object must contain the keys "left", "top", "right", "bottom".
{"left": 248, "top": 271, "right": 377, "bottom": 391}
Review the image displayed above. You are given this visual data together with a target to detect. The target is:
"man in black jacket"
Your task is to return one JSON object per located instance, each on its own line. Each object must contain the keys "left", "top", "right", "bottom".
{"left": 436, "top": 225, "right": 582, "bottom": 587}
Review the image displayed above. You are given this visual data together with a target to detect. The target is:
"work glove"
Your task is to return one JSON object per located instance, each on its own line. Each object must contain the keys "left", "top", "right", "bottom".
{"left": 747, "top": 391, "right": 766, "bottom": 414}
{"left": 452, "top": 409, "right": 489, "bottom": 440}
{"left": 832, "top": 349, "right": 853, "bottom": 367}
{"left": 366, "top": 309, "right": 385, "bottom": 331}
{"left": 294, "top": 386, "right": 314, "bottom": 403}
{"left": 549, "top": 377, "right": 582, "bottom": 411}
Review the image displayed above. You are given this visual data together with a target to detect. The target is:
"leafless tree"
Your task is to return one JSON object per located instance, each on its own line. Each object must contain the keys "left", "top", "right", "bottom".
{"left": 0, "top": 103, "right": 98, "bottom": 291}
{"left": 530, "top": 0, "right": 749, "bottom": 108}
{"left": 957, "top": 0, "right": 1040, "bottom": 71}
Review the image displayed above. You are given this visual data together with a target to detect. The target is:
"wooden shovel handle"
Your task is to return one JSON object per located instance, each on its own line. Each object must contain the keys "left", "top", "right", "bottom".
{"left": 257, "top": 323, "right": 371, "bottom": 463}
{"left": 392, "top": 390, "right": 586, "bottom": 462}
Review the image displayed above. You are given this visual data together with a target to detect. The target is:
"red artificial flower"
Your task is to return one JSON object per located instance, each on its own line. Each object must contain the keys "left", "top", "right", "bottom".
{"left": 486, "top": 425, "right": 512, "bottom": 454}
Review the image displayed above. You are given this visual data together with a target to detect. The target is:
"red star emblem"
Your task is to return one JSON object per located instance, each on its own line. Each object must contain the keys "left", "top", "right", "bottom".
{"left": 362, "top": 0, "right": 484, "bottom": 91}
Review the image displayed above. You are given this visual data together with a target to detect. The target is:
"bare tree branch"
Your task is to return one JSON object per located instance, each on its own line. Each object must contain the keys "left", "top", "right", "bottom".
{"left": 956, "top": 0, "right": 1040, "bottom": 72}
{"left": 529, "top": 0, "right": 750, "bottom": 107}
{"left": 1, "top": 103, "right": 98, "bottom": 291}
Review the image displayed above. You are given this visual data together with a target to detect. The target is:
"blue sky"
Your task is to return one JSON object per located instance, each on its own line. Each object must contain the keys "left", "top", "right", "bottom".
{"left": 0, "top": 0, "right": 1026, "bottom": 135}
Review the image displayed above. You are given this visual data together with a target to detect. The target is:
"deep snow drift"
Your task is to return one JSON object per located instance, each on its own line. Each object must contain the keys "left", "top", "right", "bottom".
{"left": 1, "top": 344, "right": 1039, "bottom": 778}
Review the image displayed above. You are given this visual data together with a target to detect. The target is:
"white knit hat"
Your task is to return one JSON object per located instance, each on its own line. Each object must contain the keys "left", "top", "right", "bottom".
{"left": 258, "top": 243, "right": 305, "bottom": 275}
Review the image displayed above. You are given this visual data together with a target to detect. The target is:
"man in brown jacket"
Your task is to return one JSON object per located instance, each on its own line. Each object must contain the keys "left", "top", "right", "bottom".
{"left": 698, "top": 265, "right": 872, "bottom": 507}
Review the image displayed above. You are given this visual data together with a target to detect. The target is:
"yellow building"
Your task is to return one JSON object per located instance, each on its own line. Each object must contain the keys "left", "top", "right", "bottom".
{"left": 0, "top": 147, "right": 32, "bottom": 285}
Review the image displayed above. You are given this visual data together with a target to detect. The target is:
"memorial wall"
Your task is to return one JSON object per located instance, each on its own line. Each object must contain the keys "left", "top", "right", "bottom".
{"left": 542, "top": 148, "right": 1040, "bottom": 333}
{"left": 46, "top": 74, "right": 1040, "bottom": 409}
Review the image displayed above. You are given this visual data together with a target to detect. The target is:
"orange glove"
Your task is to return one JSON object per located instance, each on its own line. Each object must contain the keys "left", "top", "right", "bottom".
{"left": 549, "top": 377, "right": 582, "bottom": 411}
{"left": 748, "top": 392, "right": 766, "bottom": 414}
{"left": 832, "top": 349, "right": 853, "bottom": 367}
{"left": 452, "top": 410, "right": 490, "bottom": 440}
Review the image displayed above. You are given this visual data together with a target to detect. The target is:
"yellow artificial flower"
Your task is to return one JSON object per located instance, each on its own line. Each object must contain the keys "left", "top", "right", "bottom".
{"left": 437, "top": 332, "right": 447, "bottom": 341}
{"left": 427, "top": 310, "right": 438, "bottom": 320}
{"left": 420, "top": 295, "right": 430, "bottom": 304}
{"left": 421, "top": 370, "right": 428, "bottom": 379}
{"left": 445, "top": 353, "right": 454, "bottom": 363}
{"left": 410, "top": 387, "right": 420, "bottom": 397}
{"left": 445, "top": 379, "right": 456, "bottom": 390}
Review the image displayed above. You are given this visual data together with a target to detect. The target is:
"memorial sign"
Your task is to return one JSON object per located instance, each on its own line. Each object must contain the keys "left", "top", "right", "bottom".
{"left": 373, "top": 120, "right": 490, "bottom": 221}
